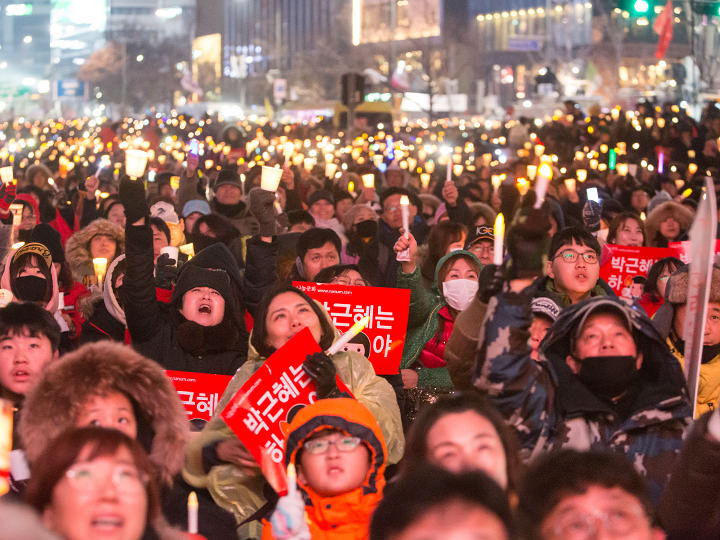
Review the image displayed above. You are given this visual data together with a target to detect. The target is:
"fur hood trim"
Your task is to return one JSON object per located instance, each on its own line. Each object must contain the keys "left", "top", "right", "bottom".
{"left": 19, "top": 341, "right": 188, "bottom": 485}
{"left": 65, "top": 219, "right": 125, "bottom": 281}
{"left": 644, "top": 201, "right": 694, "bottom": 246}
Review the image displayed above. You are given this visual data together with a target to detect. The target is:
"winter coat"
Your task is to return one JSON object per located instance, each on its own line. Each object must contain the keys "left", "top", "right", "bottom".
{"left": 124, "top": 224, "right": 246, "bottom": 375}
{"left": 18, "top": 341, "right": 235, "bottom": 540}
{"left": 658, "top": 412, "right": 720, "bottom": 540}
{"left": 534, "top": 273, "right": 616, "bottom": 308}
{"left": 644, "top": 201, "right": 694, "bottom": 247}
{"left": 261, "top": 398, "right": 386, "bottom": 540}
{"left": 666, "top": 337, "right": 720, "bottom": 417}
{"left": 65, "top": 218, "right": 125, "bottom": 282}
{"left": 444, "top": 294, "right": 490, "bottom": 391}
{"left": 397, "top": 250, "right": 481, "bottom": 388}
{"left": 79, "top": 254, "right": 127, "bottom": 344}
{"left": 182, "top": 312, "right": 404, "bottom": 532}
{"left": 474, "top": 294, "right": 692, "bottom": 504}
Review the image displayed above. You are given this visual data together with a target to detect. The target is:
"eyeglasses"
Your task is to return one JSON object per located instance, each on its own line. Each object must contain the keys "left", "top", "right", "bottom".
{"left": 545, "top": 506, "right": 648, "bottom": 540}
{"left": 65, "top": 463, "right": 147, "bottom": 495}
{"left": 304, "top": 436, "right": 363, "bottom": 455}
{"left": 554, "top": 249, "right": 598, "bottom": 265}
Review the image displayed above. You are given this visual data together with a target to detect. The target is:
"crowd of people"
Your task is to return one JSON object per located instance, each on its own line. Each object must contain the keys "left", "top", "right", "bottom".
{"left": 2, "top": 99, "right": 720, "bottom": 540}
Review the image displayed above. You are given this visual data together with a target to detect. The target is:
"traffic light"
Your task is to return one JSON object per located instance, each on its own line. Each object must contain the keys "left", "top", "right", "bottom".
{"left": 633, "top": 0, "right": 650, "bottom": 13}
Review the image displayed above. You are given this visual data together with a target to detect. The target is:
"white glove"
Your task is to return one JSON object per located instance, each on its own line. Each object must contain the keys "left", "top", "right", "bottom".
{"left": 270, "top": 466, "right": 311, "bottom": 540}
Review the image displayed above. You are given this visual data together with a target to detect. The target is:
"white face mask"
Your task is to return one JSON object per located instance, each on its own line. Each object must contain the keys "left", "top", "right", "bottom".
{"left": 442, "top": 279, "right": 479, "bottom": 312}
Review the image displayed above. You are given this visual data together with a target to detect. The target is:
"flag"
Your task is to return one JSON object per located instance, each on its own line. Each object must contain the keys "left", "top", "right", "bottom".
{"left": 654, "top": 0, "right": 674, "bottom": 59}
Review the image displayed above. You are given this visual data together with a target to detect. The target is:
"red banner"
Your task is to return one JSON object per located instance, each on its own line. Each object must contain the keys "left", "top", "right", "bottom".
{"left": 166, "top": 371, "right": 233, "bottom": 423}
{"left": 600, "top": 244, "right": 680, "bottom": 315}
{"left": 293, "top": 281, "right": 409, "bottom": 375}
{"left": 669, "top": 240, "right": 720, "bottom": 264}
{"left": 221, "top": 328, "right": 351, "bottom": 494}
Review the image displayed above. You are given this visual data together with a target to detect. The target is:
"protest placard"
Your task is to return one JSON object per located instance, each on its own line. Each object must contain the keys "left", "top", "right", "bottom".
{"left": 221, "top": 327, "right": 352, "bottom": 494}
{"left": 293, "top": 281, "right": 409, "bottom": 374}
{"left": 599, "top": 244, "right": 680, "bottom": 316}
{"left": 669, "top": 239, "right": 720, "bottom": 264}
{"left": 166, "top": 371, "right": 233, "bottom": 422}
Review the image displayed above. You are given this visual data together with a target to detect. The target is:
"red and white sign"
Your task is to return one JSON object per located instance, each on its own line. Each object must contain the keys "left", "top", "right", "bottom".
{"left": 600, "top": 244, "right": 680, "bottom": 315}
{"left": 221, "top": 328, "right": 351, "bottom": 494}
{"left": 293, "top": 282, "right": 409, "bottom": 375}
{"left": 669, "top": 240, "right": 720, "bottom": 264}
{"left": 166, "top": 371, "right": 233, "bottom": 422}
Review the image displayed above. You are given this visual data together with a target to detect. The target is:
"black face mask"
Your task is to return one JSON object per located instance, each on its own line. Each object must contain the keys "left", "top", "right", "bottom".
{"left": 575, "top": 355, "right": 638, "bottom": 400}
{"left": 355, "top": 219, "right": 377, "bottom": 240}
{"left": 15, "top": 275, "right": 47, "bottom": 302}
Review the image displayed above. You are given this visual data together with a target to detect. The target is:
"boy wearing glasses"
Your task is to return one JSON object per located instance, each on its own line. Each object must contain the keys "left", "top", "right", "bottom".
{"left": 475, "top": 205, "right": 690, "bottom": 505}
{"left": 542, "top": 227, "right": 615, "bottom": 306}
{"left": 264, "top": 398, "right": 387, "bottom": 540}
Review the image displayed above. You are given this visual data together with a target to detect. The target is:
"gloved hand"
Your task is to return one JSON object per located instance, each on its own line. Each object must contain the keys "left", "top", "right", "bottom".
{"left": 155, "top": 253, "right": 177, "bottom": 289}
{"left": 0, "top": 182, "right": 16, "bottom": 213}
{"left": 248, "top": 188, "right": 277, "bottom": 236}
{"left": 118, "top": 177, "right": 149, "bottom": 224}
{"left": 478, "top": 264, "right": 505, "bottom": 303}
{"left": 582, "top": 200, "right": 602, "bottom": 233}
{"left": 270, "top": 467, "right": 310, "bottom": 540}
{"left": 303, "top": 352, "right": 338, "bottom": 399}
{"left": 505, "top": 197, "right": 552, "bottom": 280}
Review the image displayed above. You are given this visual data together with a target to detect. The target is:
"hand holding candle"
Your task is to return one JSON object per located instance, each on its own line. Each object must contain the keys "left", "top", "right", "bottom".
{"left": 327, "top": 316, "right": 370, "bottom": 355}
{"left": 187, "top": 491, "right": 198, "bottom": 534}
{"left": 534, "top": 163, "right": 553, "bottom": 208}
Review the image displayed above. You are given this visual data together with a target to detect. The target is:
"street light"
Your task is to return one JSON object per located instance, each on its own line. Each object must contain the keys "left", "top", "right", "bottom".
{"left": 633, "top": 0, "right": 649, "bottom": 13}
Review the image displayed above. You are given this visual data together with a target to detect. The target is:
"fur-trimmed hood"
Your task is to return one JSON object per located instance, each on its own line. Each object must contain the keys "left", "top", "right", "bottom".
{"left": 19, "top": 341, "right": 188, "bottom": 485}
{"left": 65, "top": 218, "right": 125, "bottom": 281}
{"left": 645, "top": 201, "right": 694, "bottom": 246}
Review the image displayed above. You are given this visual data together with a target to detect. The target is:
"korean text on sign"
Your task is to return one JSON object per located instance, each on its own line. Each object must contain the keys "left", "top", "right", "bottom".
{"left": 293, "top": 281, "right": 410, "bottom": 375}
{"left": 166, "top": 371, "right": 233, "bottom": 423}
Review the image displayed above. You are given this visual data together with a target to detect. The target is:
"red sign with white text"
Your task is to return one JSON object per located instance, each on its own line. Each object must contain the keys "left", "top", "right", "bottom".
{"left": 221, "top": 328, "right": 354, "bottom": 494}
{"left": 600, "top": 244, "right": 680, "bottom": 316}
{"left": 669, "top": 240, "right": 720, "bottom": 264}
{"left": 293, "top": 282, "right": 409, "bottom": 375}
{"left": 166, "top": 371, "right": 233, "bottom": 422}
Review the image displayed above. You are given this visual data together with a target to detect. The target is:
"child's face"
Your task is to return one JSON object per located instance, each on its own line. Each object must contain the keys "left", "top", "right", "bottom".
{"left": 297, "top": 432, "right": 371, "bottom": 498}
{"left": 0, "top": 330, "right": 57, "bottom": 395}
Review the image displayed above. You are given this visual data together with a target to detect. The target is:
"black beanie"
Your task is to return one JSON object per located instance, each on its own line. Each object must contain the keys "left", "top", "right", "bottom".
{"left": 31, "top": 224, "right": 65, "bottom": 263}
{"left": 172, "top": 265, "right": 232, "bottom": 305}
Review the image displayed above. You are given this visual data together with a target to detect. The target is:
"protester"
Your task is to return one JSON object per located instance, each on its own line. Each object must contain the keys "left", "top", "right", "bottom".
{"left": 371, "top": 465, "right": 516, "bottom": 540}
{"left": 264, "top": 398, "right": 386, "bottom": 540}
{"left": 607, "top": 211, "right": 647, "bottom": 247}
{"left": 653, "top": 264, "right": 720, "bottom": 415}
{"left": 644, "top": 201, "right": 693, "bottom": 247}
{"left": 183, "top": 284, "right": 403, "bottom": 535}
{"left": 402, "top": 392, "right": 521, "bottom": 494}
{"left": 393, "top": 231, "right": 480, "bottom": 422}
{"left": 65, "top": 218, "right": 124, "bottom": 284}
{"left": 19, "top": 341, "right": 236, "bottom": 538}
{"left": 641, "top": 256, "right": 683, "bottom": 311}
{"left": 518, "top": 450, "right": 665, "bottom": 540}
{"left": 25, "top": 426, "right": 176, "bottom": 540}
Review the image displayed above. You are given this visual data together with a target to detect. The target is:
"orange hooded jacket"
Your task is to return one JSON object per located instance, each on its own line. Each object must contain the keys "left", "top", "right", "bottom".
{"left": 262, "top": 398, "right": 387, "bottom": 540}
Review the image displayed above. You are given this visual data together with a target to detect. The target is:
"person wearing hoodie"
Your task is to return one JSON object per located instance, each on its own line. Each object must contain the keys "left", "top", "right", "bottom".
{"left": 473, "top": 202, "right": 691, "bottom": 504}
{"left": 119, "top": 178, "right": 248, "bottom": 375}
{"left": 79, "top": 254, "right": 128, "bottom": 344}
{"left": 65, "top": 218, "right": 125, "bottom": 284}
{"left": 393, "top": 231, "right": 480, "bottom": 423}
{"left": 19, "top": 341, "right": 237, "bottom": 539}
{"left": 263, "top": 398, "right": 387, "bottom": 540}
{"left": 183, "top": 284, "right": 403, "bottom": 537}
{"left": 652, "top": 264, "right": 720, "bottom": 416}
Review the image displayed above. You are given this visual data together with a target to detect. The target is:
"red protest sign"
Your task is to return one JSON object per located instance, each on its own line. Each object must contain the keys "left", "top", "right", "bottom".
{"left": 600, "top": 244, "right": 680, "bottom": 316}
{"left": 221, "top": 327, "right": 353, "bottom": 494}
{"left": 669, "top": 240, "right": 720, "bottom": 264}
{"left": 293, "top": 281, "right": 409, "bottom": 375}
{"left": 166, "top": 371, "right": 233, "bottom": 423}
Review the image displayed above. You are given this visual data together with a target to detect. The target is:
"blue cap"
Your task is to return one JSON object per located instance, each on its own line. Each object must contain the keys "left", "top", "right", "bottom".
{"left": 182, "top": 199, "right": 211, "bottom": 218}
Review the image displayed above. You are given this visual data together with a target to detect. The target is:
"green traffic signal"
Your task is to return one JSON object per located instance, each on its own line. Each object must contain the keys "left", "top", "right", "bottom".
{"left": 633, "top": 0, "right": 650, "bottom": 13}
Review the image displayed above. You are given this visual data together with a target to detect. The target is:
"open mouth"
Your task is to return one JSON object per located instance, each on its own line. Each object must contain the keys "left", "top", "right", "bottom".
{"left": 91, "top": 515, "right": 124, "bottom": 531}
{"left": 198, "top": 304, "right": 212, "bottom": 314}
{"left": 12, "top": 369, "right": 29, "bottom": 380}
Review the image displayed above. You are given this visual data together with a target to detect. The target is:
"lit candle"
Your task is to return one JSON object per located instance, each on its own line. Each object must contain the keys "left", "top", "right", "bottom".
{"left": 640, "top": 212, "right": 647, "bottom": 221}
{"left": 93, "top": 258, "right": 108, "bottom": 286}
{"left": 420, "top": 173, "right": 431, "bottom": 189}
{"left": 453, "top": 164, "right": 464, "bottom": 177}
{"left": 260, "top": 166, "right": 283, "bottom": 192}
{"left": 682, "top": 188, "right": 693, "bottom": 199}
{"left": 125, "top": 149, "right": 149, "bottom": 180}
{"left": 516, "top": 178, "right": 530, "bottom": 196}
{"left": 0, "top": 167, "right": 12, "bottom": 185}
{"left": 535, "top": 144, "right": 545, "bottom": 157}
{"left": 564, "top": 178, "right": 577, "bottom": 193}
{"left": 493, "top": 214, "right": 504, "bottom": 266}
{"left": 327, "top": 316, "right": 370, "bottom": 355}
{"left": 179, "top": 243, "right": 195, "bottom": 259}
{"left": 534, "top": 163, "right": 553, "bottom": 208}
{"left": 616, "top": 163, "right": 629, "bottom": 177}
{"left": 9, "top": 203, "right": 23, "bottom": 227}
{"left": 188, "top": 491, "right": 198, "bottom": 534}
{"left": 400, "top": 195, "right": 410, "bottom": 237}
{"left": 527, "top": 165, "right": 537, "bottom": 181}
{"left": 491, "top": 175, "right": 502, "bottom": 191}
{"left": 361, "top": 174, "right": 375, "bottom": 189}
{"left": 325, "top": 162, "right": 338, "bottom": 179}
{"left": 658, "top": 152, "right": 664, "bottom": 174}
{"left": 688, "top": 163, "right": 698, "bottom": 176}
{"left": 577, "top": 169, "right": 587, "bottom": 182}
{"left": 589, "top": 159, "right": 598, "bottom": 170}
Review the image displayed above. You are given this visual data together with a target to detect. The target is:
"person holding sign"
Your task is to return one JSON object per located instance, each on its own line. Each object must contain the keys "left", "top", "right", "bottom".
{"left": 183, "top": 285, "right": 403, "bottom": 535}
{"left": 653, "top": 264, "right": 720, "bottom": 416}
{"left": 265, "top": 398, "right": 387, "bottom": 540}
{"left": 393, "top": 230, "right": 481, "bottom": 424}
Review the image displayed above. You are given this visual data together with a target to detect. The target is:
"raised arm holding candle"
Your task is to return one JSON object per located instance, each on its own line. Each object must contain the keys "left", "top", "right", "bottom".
{"left": 396, "top": 195, "right": 411, "bottom": 262}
